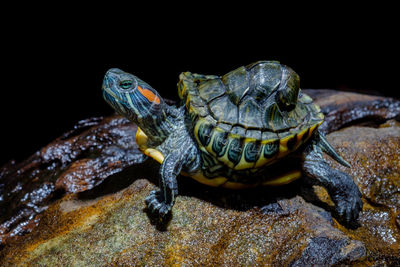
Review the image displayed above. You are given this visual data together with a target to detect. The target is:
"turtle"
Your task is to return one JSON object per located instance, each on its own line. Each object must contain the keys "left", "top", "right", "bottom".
{"left": 102, "top": 60, "right": 362, "bottom": 223}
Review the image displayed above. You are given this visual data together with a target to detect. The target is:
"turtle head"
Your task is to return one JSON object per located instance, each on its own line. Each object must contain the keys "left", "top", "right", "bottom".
{"left": 102, "top": 68, "right": 173, "bottom": 144}
{"left": 102, "top": 68, "right": 166, "bottom": 122}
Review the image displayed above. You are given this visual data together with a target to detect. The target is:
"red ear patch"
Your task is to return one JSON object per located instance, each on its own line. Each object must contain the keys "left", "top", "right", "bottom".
{"left": 137, "top": 85, "right": 160, "bottom": 104}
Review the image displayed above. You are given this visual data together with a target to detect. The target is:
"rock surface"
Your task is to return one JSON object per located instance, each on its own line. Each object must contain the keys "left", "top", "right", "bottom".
{"left": 306, "top": 89, "right": 400, "bottom": 133}
{"left": 0, "top": 90, "right": 399, "bottom": 266}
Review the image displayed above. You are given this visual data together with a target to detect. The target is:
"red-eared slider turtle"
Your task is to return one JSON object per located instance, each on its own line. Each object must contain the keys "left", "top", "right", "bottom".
{"left": 102, "top": 61, "right": 362, "bottom": 223}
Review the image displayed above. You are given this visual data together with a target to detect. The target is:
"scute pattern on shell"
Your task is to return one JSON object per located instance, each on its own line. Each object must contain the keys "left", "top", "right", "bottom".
{"left": 178, "top": 61, "right": 324, "bottom": 170}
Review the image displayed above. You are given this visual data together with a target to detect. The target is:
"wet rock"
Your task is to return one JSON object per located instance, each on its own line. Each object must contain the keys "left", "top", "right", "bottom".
{"left": 305, "top": 89, "right": 400, "bottom": 133}
{"left": 0, "top": 180, "right": 366, "bottom": 266}
{"left": 324, "top": 125, "right": 400, "bottom": 264}
{"left": 0, "top": 89, "right": 399, "bottom": 265}
{"left": 291, "top": 236, "right": 365, "bottom": 266}
{"left": 0, "top": 116, "right": 146, "bottom": 246}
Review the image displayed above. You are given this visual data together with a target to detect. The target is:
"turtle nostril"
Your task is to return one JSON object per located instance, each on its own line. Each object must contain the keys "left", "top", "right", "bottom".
{"left": 102, "top": 75, "right": 115, "bottom": 89}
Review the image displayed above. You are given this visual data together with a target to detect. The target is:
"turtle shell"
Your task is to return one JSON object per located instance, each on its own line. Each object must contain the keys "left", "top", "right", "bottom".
{"left": 178, "top": 61, "right": 324, "bottom": 171}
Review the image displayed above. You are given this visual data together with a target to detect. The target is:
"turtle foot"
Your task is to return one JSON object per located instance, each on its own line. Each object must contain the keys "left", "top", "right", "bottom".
{"left": 332, "top": 181, "right": 363, "bottom": 224}
{"left": 145, "top": 190, "right": 173, "bottom": 217}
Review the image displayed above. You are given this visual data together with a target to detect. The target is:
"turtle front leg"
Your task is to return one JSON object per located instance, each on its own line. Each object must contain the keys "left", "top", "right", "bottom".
{"left": 145, "top": 152, "right": 183, "bottom": 217}
{"left": 301, "top": 134, "right": 363, "bottom": 224}
{"left": 144, "top": 137, "right": 201, "bottom": 217}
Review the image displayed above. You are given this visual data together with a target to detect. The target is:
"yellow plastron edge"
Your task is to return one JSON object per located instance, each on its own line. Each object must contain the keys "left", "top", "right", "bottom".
{"left": 182, "top": 169, "right": 302, "bottom": 189}
{"left": 136, "top": 127, "right": 165, "bottom": 164}
{"left": 136, "top": 127, "right": 302, "bottom": 189}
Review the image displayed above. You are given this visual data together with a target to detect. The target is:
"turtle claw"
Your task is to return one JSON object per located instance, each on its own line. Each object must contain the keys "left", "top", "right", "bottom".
{"left": 332, "top": 185, "right": 363, "bottom": 224}
{"left": 145, "top": 190, "right": 172, "bottom": 217}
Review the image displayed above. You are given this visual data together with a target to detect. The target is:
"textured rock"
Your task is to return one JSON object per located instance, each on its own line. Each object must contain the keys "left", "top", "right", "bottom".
{"left": 0, "top": 116, "right": 146, "bottom": 246}
{"left": 0, "top": 89, "right": 399, "bottom": 265}
{"left": 0, "top": 179, "right": 367, "bottom": 266}
{"left": 325, "top": 126, "right": 400, "bottom": 263}
{"left": 306, "top": 89, "right": 400, "bottom": 133}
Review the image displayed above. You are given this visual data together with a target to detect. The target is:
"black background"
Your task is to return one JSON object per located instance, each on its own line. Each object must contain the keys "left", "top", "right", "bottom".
{"left": 1, "top": 10, "right": 398, "bottom": 167}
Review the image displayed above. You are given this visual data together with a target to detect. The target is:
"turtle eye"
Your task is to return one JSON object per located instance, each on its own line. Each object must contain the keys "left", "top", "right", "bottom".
{"left": 119, "top": 80, "right": 137, "bottom": 90}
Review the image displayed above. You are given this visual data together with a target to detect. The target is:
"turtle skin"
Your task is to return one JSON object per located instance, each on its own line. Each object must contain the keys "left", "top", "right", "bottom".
{"left": 102, "top": 61, "right": 363, "bottom": 225}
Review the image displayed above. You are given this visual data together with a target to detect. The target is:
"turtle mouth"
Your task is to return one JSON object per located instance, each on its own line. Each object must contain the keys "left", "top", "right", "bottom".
{"left": 102, "top": 85, "right": 118, "bottom": 100}
{"left": 102, "top": 89, "right": 123, "bottom": 110}
{"left": 102, "top": 86, "right": 124, "bottom": 110}
{"left": 102, "top": 89, "right": 118, "bottom": 108}
{"left": 102, "top": 89, "right": 139, "bottom": 121}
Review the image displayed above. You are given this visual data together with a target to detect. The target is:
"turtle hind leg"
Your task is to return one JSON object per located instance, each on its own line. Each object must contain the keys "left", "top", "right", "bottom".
{"left": 301, "top": 136, "right": 362, "bottom": 224}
